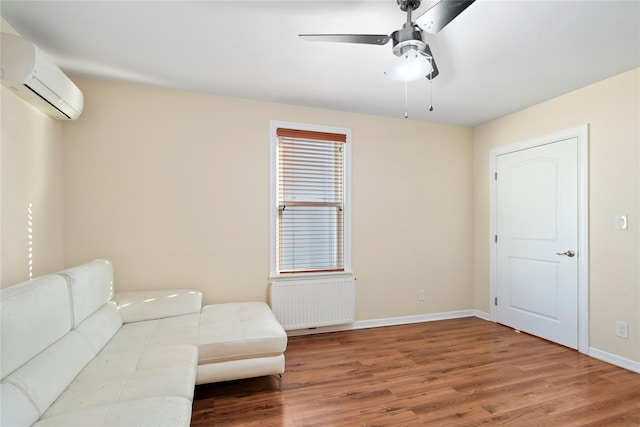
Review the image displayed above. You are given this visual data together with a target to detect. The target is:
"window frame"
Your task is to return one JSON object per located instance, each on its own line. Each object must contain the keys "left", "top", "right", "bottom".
{"left": 269, "top": 120, "right": 352, "bottom": 279}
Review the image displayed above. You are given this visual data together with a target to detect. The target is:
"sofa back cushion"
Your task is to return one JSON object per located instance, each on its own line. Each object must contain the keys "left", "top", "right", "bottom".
{"left": 115, "top": 290, "right": 202, "bottom": 323}
{"left": 0, "top": 274, "right": 86, "bottom": 426}
{"left": 1, "top": 383, "right": 40, "bottom": 426}
{"left": 4, "top": 331, "right": 95, "bottom": 416}
{"left": 1, "top": 275, "right": 72, "bottom": 379}
{"left": 75, "top": 301, "right": 123, "bottom": 353}
{"left": 59, "top": 259, "right": 114, "bottom": 327}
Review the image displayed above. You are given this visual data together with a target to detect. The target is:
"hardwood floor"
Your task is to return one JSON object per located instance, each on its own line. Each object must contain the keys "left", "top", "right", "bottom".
{"left": 192, "top": 317, "right": 640, "bottom": 426}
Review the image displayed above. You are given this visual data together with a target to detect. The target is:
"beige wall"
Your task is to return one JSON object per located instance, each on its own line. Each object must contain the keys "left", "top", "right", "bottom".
{"left": 473, "top": 68, "right": 640, "bottom": 362}
{"left": 1, "top": 86, "right": 64, "bottom": 286}
{"left": 2, "top": 58, "right": 637, "bottom": 365}
{"left": 62, "top": 78, "right": 474, "bottom": 319}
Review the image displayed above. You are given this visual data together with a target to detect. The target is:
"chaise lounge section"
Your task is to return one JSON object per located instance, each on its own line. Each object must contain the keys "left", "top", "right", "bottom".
{"left": 197, "top": 302, "right": 287, "bottom": 387}
{"left": 1, "top": 259, "right": 287, "bottom": 426}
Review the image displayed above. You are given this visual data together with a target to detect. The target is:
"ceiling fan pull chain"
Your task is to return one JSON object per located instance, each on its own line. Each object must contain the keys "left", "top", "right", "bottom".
{"left": 404, "top": 80, "right": 409, "bottom": 119}
{"left": 428, "top": 58, "right": 434, "bottom": 112}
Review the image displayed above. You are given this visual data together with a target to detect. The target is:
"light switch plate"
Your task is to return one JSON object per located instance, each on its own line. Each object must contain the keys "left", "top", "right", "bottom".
{"left": 615, "top": 215, "right": 628, "bottom": 230}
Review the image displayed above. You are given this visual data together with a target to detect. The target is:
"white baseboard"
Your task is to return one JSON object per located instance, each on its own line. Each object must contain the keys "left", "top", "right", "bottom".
{"left": 353, "top": 310, "right": 479, "bottom": 329}
{"left": 286, "top": 309, "right": 486, "bottom": 336}
{"left": 473, "top": 310, "right": 491, "bottom": 321}
{"left": 589, "top": 347, "right": 640, "bottom": 373}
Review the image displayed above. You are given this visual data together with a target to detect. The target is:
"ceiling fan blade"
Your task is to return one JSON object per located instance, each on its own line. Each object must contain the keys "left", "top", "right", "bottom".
{"left": 423, "top": 45, "right": 439, "bottom": 80}
{"left": 299, "top": 34, "right": 390, "bottom": 45}
{"left": 416, "top": 0, "right": 475, "bottom": 34}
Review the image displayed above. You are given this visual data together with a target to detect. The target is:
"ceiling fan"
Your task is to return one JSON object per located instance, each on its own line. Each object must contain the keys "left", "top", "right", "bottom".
{"left": 300, "top": 0, "right": 475, "bottom": 82}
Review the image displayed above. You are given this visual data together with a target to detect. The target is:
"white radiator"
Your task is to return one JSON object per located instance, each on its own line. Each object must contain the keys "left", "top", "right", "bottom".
{"left": 269, "top": 277, "right": 355, "bottom": 330}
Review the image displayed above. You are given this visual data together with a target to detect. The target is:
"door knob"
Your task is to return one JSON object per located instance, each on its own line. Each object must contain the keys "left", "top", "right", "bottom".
{"left": 556, "top": 250, "right": 575, "bottom": 258}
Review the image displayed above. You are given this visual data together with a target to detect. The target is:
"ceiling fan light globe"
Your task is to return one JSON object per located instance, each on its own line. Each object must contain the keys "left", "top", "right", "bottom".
{"left": 384, "top": 49, "right": 433, "bottom": 82}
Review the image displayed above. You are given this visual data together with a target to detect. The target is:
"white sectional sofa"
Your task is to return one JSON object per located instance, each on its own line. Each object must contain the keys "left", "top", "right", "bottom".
{"left": 1, "top": 259, "right": 287, "bottom": 427}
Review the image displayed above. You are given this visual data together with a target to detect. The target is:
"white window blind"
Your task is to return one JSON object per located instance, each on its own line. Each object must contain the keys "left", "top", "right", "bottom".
{"left": 276, "top": 128, "right": 346, "bottom": 274}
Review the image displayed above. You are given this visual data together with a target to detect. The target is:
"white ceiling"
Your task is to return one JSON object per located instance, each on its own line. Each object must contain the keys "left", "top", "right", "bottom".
{"left": 2, "top": 1, "right": 639, "bottom": 126}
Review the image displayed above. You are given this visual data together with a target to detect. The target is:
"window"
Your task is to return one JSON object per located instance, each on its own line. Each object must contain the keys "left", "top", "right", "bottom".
{"left": 270, "top": 121, "right": 351, "bottom": 276}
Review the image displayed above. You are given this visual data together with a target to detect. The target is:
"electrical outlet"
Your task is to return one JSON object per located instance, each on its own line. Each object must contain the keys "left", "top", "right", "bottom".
{"left": 418, "top": 289, "right": 425, "bottom": 301}
{"left": 615, "top": 214, "right": 628, "bottom": 230}
{"left": 616, "top": 321, "right": 629, "bottom": 339}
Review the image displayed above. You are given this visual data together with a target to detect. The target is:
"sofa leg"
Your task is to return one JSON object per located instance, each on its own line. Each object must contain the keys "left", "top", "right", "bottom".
{"left": 276, "top": 373, "right": 283, "bottom": 391}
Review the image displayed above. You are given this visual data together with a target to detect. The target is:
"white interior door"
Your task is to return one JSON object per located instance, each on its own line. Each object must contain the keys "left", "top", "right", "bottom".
{"left": 496, "top": 137, "right": 578, "bottom": 349}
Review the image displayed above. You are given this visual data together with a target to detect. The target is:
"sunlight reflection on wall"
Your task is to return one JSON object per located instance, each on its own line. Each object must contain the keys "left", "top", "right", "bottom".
{"left": 27, "top": 202, "right": 33, "bottom": 280}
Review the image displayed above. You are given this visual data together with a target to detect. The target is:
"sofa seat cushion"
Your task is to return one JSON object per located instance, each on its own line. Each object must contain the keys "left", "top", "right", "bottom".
{"left": 34, "top": 397, "right": 192, "bottom": 427}
{"left": 41, "top": 314, "right": 200, "bottom": 420}
{"left": 198, "top": 302, "right": 287, "bottom": 364}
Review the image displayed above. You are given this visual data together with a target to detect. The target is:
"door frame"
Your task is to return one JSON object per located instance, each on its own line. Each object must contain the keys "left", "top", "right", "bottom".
{"left": 489, "top": 125, "right": 589, "bottom": 354}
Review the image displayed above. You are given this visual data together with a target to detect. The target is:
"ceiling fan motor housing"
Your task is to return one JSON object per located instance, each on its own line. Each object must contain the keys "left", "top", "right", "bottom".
{"left": 391, "top": 25, "right": 426, "bottom": 57}
{"left": 397, "top": 0, "right": 421, "bottom": 12}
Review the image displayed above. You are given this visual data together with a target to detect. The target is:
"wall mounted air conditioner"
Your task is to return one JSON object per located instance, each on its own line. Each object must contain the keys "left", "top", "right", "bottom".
{"left": 1, "top": 32, "right": 83, "bottom": 120}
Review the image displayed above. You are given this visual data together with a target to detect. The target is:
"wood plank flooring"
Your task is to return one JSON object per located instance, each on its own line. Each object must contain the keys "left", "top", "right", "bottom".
{"left": 191, "top": 317, "right": 640, "bottom": 426}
